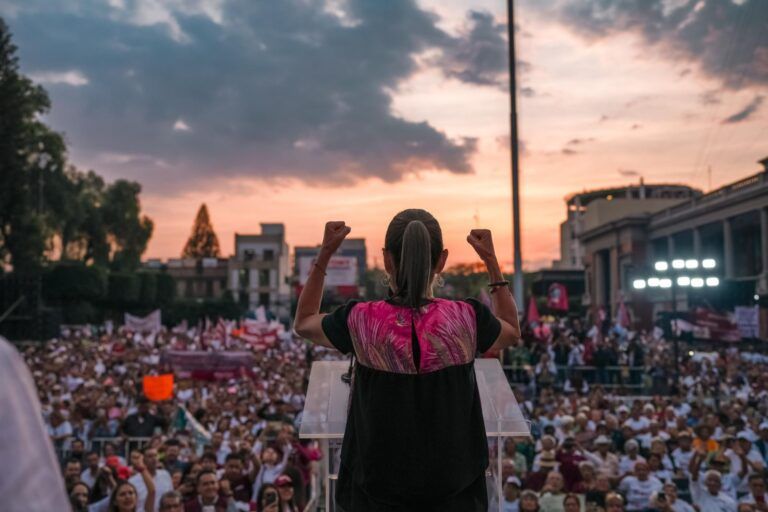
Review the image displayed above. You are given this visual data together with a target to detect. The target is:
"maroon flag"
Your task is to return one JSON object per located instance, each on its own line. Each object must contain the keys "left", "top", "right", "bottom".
{"left": 527, "top": 296, "right": 540, "bottom": 326}
{"left": 547, "top": 283, "right": 569, "bottom": 311}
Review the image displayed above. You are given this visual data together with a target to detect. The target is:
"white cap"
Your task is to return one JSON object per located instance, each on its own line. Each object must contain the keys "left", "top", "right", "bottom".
{"left": 617, "top": 405, "right": 630, "bottom": 413}
{"left": 737, "top": 431, "right": 752, "bottom": 441}
{"left": 595, "top": 435, "right": 612, "bottom": 445}
{"left": 505, "top": 476, "right": 522, "bottom": 486}
{"left": 760, "top": 422, "right": 768, "bottom": 431}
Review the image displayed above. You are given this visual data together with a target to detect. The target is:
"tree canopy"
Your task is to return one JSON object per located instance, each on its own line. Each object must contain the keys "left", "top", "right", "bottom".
{"left": 0, "top": 18, "right": 153, "bottom": 273}
{"left": 182, "top": 203, "right": 221, "bottom": 259}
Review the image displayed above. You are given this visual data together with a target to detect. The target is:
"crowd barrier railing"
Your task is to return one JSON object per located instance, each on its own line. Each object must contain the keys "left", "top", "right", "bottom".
{"left": 55, "top": 437, "right": 154, "bottom": 463}
{"left": 501, "top": 364, "right": 670, "bottom": 394}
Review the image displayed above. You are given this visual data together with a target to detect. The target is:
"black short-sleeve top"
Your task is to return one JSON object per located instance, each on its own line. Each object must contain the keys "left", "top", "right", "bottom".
{"left": 321, "top": 298, "right": 501, "bottom": 508}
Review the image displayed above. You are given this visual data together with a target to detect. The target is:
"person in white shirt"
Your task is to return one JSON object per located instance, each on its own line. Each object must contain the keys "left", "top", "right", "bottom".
{"left": 690, "top": 448, "right": 746, "bottom": 503}
{"left": 619, "top": 439, "right": 646, "bottom": 476}
{"left": 80, "top": 451, "right": 102, "bottom": 488}
{"left": 128, "top": 447, "right": 173, "bottom": 512}
{"left": 690, "top": 470, "right": 737, "bottom": 512}
{"left": 624, "top": 409, "right": 651, "bottom": 436}
{"left": 585, "top": 435, "right": 620, "bottom": 479}
{"left": 671, "top": 431, "right": 695, "bottom": 478}
{"left": 502, "top": 476, "right": 521, "bottom": 512}
{"left": 730, "top": 433, "right": 766, "bottom": 493}
{"left": 618, "top": 461, "right": 663, "bottom": 512}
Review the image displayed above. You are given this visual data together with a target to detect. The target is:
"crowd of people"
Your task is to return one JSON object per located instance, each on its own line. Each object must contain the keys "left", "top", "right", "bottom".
{"left": 17, "top": 313, "right": 768, "bottom": 512}
{"left": 22, "top": 322, "right": 337, "bottom": 512}
{"left": 495, "top": 317, "right": 768, "bottom": 511}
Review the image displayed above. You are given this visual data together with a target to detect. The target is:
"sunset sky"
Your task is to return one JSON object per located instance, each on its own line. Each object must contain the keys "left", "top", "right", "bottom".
{"left": 2, "top": 0, "right": 766, "bottom": 270}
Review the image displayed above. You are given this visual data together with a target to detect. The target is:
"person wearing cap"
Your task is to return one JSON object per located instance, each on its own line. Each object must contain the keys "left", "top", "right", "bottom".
{"left": 672, "top": 430, "right": 695, "bottom": 478}
{"left": 585, "top": 435, "right": 620, "bottom": 480}
{"left": 502, "top": 476, "right": 521, "bottom": 512}
{"left": 274, "top": 475, "right": 299, "bottom": 512}
{"left": 729, "top": 432, "right": 766, "bottom": 494}
{"left": 618, "top": 461, "right": 663, "bottom": 512}
{"left": 534, "top": 436, "right": 558, "bottom": 469}
{"left": 525, "top": 451, "right": 560, "bottom": 492}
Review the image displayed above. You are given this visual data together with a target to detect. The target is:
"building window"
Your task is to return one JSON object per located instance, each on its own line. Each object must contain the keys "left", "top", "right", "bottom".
{"left": 259, "top": 269, "right": 270, "bottom": 287}
{"left": 263, "top": 249, "right": 274, "bottom": 261}
{"left": 244, "top": 249, "right": 255, "bottom": 261}
{"left": 259, "top": 292, "right": 270, "bottom": 307}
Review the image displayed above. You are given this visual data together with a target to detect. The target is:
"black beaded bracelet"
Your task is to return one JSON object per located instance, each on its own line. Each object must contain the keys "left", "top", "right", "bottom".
{"left": 488, "top": 280, "right": 509, "bottom": 288}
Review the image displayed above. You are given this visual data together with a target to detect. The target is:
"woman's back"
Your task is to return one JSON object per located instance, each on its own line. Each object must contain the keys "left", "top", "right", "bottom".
{"left": 323, "top": 297, "right": 500, "bottom": 510}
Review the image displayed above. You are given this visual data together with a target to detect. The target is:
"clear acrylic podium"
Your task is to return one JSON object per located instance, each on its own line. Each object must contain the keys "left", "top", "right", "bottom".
{"left": 299, "top": 359, "right": 530, "bottom": 511}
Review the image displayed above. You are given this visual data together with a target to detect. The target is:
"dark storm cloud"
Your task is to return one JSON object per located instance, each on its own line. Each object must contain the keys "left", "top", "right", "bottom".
{"left": 721, "top": 95, "right": 764, "bottom": 124}
{"left": 440, "top": 10, "right": 508, "bottom": 88}
{"left": 535, "top": 0, "right": 768, "bottom": 91}
{"left": 0, "top": 0, "right": 507, "bottom": 191}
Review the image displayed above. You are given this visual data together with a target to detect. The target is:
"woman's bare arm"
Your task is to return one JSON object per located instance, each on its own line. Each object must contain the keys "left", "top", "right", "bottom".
{"left": 467, "top": 229, "right": 521, "bottom": 351}
{"left": 293, "top": 222, "right": 351, "bottom": 348}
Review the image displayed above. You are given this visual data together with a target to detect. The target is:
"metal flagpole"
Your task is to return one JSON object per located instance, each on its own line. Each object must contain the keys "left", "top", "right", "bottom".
{"left": 507, "top": 0, "right": 524, "bottom": 311}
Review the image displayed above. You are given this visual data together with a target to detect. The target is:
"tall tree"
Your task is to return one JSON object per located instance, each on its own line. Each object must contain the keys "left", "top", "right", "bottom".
{"left": 0, "top": 18, "right": 67, "bottom": 272}
{"left": 182, "top": 204, "right": 221, "bottom": 259}
{"left": 101, "top": 180, "right": 154, "bottom": 271}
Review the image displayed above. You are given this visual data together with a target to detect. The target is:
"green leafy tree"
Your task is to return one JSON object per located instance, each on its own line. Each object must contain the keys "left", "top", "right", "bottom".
{"left": 101, "top": 180, "right": 154, "bottom": 271}
{"left": 182, "top": 204, "right": 221, "bottom": 259}
{"left": 0, "top": 18, "right": 68, "bottom": 272}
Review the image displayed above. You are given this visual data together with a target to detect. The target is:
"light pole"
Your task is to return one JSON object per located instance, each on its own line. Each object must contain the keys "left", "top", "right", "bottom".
{"left": 632, "top": 258, "right": 720, "bottom": 389}
{"left": 507, "top": 0, "right": 524, "bottom": 312}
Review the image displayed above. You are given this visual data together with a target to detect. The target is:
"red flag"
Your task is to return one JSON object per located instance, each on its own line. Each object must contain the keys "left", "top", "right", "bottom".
{"left": 527, "top": 297, "right": 540, "bottom": 326}
{"left": 547, "top": 283, "right": 569, "bottom": 311}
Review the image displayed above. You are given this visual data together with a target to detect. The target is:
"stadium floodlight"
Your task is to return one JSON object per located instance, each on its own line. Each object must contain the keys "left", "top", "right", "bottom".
{"left": 632, "top": 279, "right": 647, "bottom": 290}
{"left": 648, "top": 277, "right": 661, "bottom": 287}
{"left": 702, "top": 258, "right": 716, "bottom": 269}
{"left": 672, "top": 259, "right": 685, "bottom": 269}
{"left": 659, "top": 278, "right": 673, "bottom": 288}
{"left": 654, "top": 261, "right": 669, "bottom": 272}
{"left": 690, "top": 277, "right": 704, "bottom": 288}
{"left": 685, "top": 259, "right": 699, "bottom": 269}
{"left": 706, "top": 277, "right": 720, "bottom": 287}
{"left": 677, "top": 276, "right": 691, "bottom": 286}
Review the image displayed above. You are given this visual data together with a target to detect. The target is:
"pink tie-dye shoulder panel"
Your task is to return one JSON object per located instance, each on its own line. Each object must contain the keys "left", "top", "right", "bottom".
{"left": 347, "top": 298, "right": 477, "bottom": 374}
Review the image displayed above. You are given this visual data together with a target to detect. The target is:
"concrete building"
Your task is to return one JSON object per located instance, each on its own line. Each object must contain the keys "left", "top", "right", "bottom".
{"left": 554, "top": 183, "right": 700, "bottom": 269}
{"left": 294, "top": 238, "right": 367, "bottom": 299}
{"left": 228, "top": 224, "right": 291, "bottom": 319}
{"left": 579, "top": 156, "right": 768, "bottom": 329}
{"left": 144, "top": 257, "right": 229, "bottom": 300}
